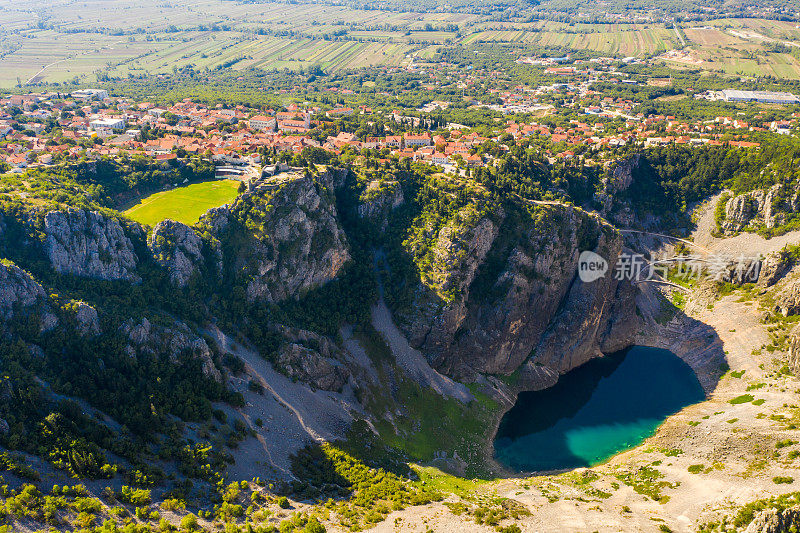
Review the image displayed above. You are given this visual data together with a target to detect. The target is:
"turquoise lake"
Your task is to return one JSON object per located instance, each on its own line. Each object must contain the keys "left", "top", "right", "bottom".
{"left": 494, "top": 346, "right": 705, "bottom": 472}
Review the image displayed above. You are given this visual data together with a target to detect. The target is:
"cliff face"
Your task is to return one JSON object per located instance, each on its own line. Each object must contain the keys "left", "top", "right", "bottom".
{"left": 719, "top": 184, "right": 800, "bottom": 234}
{"left": 0, "top": 260, "right": 48, "bottom": 321}
{"left": 149, "top": 219, "right": 204, "bottom": 288}
{"left": 120, "top": 317, "right": 222, "bottom": 382}
{"left": 398, "top": 201, "right": 639, "bottom": 382}
{"left": 201, "top": 172, "right": 350, "bottom": 303}
{"left": 358, "top": 179, "right": 404, "bottom": 231}
{"left": 43, "top": 208, "right": 140, "bottom": 282}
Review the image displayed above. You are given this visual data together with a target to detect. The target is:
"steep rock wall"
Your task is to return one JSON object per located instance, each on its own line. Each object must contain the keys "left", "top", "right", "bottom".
{"left": 200, "top": 172, "right": 350, "bottom": 303}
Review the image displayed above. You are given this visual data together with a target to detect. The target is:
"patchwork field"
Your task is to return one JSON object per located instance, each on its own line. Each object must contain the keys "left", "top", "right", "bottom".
{"left": 123, "top": 179, "right": 240, "bottom": 227}
{"left": 4, "top": 0, "right": 800, "bottom": 85}
{"left": 463, "top": 22, "right": 678, "bottom": 56}
{"left": 675, "top": 22, "right": 800, "bottom": 78}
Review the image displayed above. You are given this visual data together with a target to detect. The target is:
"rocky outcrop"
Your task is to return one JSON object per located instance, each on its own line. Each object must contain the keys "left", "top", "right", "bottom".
{"left": 744, "top": 505, "right": 800, "bottom": 533}
{"left": 43, "top": 209, "right": 139, "bottom": 282}
{"left": 721, "top": 189, "right": 768, "bottom": 233}
{"left": 788, "top": 324, "right": 800, "bottom": 376}
{"left": 120, "top": 317, "right": 221, "bottom": 382}
{"left": 73, "top": 301, "right": 100, "bottom": 336}
{"left": 149, "top": 219, "right": 204, "bottom": 287}
{"left": 0, "top": 260, "right": 48, "bottom": 320}
{"left": 718, "top": 184, "right": 797, "bottom": 234}
{"left": 605, "top": 153, "right": 639, "bottom": 194}
{"left": 275, "top": 343, "right": 349, "bottom": 391}
{"left": 269, "top": 325, "right": 351, "bottom": 391}
{"left": 759, "top": 249, "right": 794, "bottom": 287}
{"left": 201, "top": 172, "right": 350, "bottom": 303}
{"left": 398, "top": 202, "right": 639, "bottom": 381}
{"left": 358, "top": 180, "right": 404, "bottom": 231}
{"left": 776, "top": 278, "right": 800, "bottom": 316}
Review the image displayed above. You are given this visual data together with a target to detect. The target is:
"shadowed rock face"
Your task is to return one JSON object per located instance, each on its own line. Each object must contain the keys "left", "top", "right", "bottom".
{"left": 43, "top": 208, "right": 139, "bottom": 282}
{"left": 120, "top": 317, "right": 222, "bottom": 382}
{"left": 200, "top": 172, "right": 350, "bottom": 303}
{"left": 744, "top": 505, "right": 800, "bottom": 533}
{"left": 358, "top": 179, "right": 404, "bottom": 231}
{"left": 149, "top": 219, "right": 204, "bottom": 288}
{"left": 398, "top": 202, "right": 639, "bottom": 383}
{"left": 0, "top": 260, "right": 47, "bottom": 320}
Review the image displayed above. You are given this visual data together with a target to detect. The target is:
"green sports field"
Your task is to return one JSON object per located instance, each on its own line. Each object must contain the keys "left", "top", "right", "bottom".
{"left": 123, "top": 179, "right": 240, "bottom": 227}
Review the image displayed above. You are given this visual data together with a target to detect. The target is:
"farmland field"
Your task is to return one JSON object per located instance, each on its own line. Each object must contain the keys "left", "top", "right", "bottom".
{"left": 123, "top": 179, "right": 240, "bottom": 227}
{"left": 4, "top": 0, "right": 800, "bottom": 85}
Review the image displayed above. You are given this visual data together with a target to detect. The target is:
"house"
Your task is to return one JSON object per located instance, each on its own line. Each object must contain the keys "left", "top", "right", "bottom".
{"left": 430, "top": 152, "right": 450, "bottom": 165}
{"left": 363, "top": 137, "right": 381, "bottom": 149}
{"left": 278, "top": 120, "right": 310, "bottom": 133}
{"left": 327, "top": 107, "right": 354, "bottom": 117}
{"left": 276, "top": 111, "right": 310, "bottom": 128}
{"left": 463, "top": 154, "right": 483, "bottom": 167}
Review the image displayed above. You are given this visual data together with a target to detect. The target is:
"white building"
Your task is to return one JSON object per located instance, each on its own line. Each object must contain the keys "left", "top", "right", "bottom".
{"left": 90, "top": 117, "right": 126, "bottom": 131}
{"left": 248, "top": 115, "right": 276, "bottom": 131}
{"left": 720, "top": 89, "right": 800, "bottom": 104}
{"left": 71, "top": 89, "right": 109, "bottom": 101}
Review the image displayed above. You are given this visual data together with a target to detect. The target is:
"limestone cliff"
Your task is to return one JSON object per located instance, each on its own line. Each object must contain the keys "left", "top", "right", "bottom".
{"left": 267, "top": 324, "right": 351, "bottom": 391}
{"left": 200, "top": 172, "right": 350, "bottom": 303}
{"left": 149, "top": 219, "right": 204, "bottom": 287}
{"left": 0, "top": 260, "right": 49, "bottom": 321}
{"left": 744, "top": 505, "right": 800, "bottom": 533}
{"left": 719, "top": 184, "right": 800, "bottom": 235}
{"left": 358, "top": 179, "right": 404, "bottom": 231}
{"left": 120, "top": 317, "right": 222, "bottom": 382}
{"left": 43, "top": 208, "right": 140, "bottom": 282}
{"left": 397, "top": 200, "right": 639, "bottom": 383}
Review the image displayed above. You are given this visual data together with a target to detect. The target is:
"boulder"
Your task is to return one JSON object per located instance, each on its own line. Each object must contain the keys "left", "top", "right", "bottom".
{"left": 268, "top": 325, "right": 351, "bottom": 391}
{"left": 759, "top": 249, "right": 794, "bottom": 287}
{"left": 43, "top": 208, "right": 139, "bottom": 282}
{"left": 274, "top": 343, "right": 349, "bottom": 392}
{"left": 74, "top": 302, "right": 101, "bottom": 336}
{"left": 776, "top": 278, "right": 800, "bottom": 316}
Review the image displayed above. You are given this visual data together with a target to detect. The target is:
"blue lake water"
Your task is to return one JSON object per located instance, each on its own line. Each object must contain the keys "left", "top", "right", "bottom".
{"left": 494, "top": 346, "right": 705, "bottom": 472}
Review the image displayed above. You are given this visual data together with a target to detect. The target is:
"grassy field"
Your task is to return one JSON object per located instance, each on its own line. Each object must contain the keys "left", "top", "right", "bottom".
{"left": 123, "top": 179, "right": 240, "bottom": 227}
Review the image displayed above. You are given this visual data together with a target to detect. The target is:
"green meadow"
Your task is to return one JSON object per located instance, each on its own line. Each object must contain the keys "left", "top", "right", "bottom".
{"left": 123, "top": 179, "right": 240, "bottom": 227}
